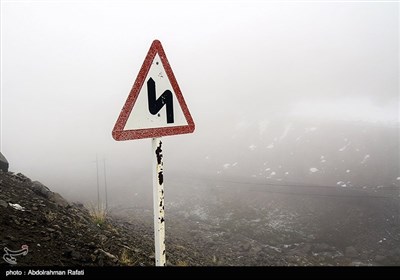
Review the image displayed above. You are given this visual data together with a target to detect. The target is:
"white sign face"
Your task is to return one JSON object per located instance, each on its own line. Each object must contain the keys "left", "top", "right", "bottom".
{"left": 112, "top": 40, "right": 194, "bottom": 141}
{"left": 124, "top": 54, "right": 188, "bottom": 130}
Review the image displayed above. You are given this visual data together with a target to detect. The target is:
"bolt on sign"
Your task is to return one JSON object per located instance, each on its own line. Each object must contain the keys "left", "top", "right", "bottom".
{"left": 112, "top": 40, "right": 195, "bottom": 266}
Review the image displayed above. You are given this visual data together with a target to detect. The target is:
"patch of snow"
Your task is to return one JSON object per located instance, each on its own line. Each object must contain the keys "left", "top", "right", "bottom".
{"left": 321, "top": 159, "right": 326, "bottom": 163}
{"left": 346, "top": 169, "right": 351, "bottom": 173}
{"left": 320, "top": 155, "right": 325, "bottom": 159}
{"left": 307, "top": 127, "right": 318, "bottom": 132}
{"left": 270, "top": 171, "right": 276, "bottom": 176}
{"left": 341, "top": 184, "right": 347, "bottom": 187}
{"left": 205, "top": 156, "right": 209, "bottom": 160}
{"left": 396, "top": 177, "right": 400, "bottom": 181}
{"left": 249, "top": 144, "right": 257, "bottom": 151}
{"left": 361, "top": 154, "right": 370, "bottom": 164}
{"left": 337, "top": 181, "right": 343, "bottom": 185}
{"left": 309, "top": 167, "right": 319, "bottom": 173}
{"left": 267, "top": 144, "right": 274, "bottom": 149}
{"left": 285, "top": 171, "right": 289, "bottom": 175}
{"left": 339, "top": 142, "right": 351, "bottom": 152}
{"left": 232, "top": 162, "right": 238, "bottom": 167}
{"left": 265, "top": 168, "right": 271, "bottom": 172}
{"left": 223, "top": 163, "right": 230, "bottom": 169}
{"left": 279, "top": 123, "right": 292, "bottom": 140}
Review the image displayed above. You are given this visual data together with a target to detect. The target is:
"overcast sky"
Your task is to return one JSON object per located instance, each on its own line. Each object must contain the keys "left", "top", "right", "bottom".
{"left": 0, "top": 0, "right": 398, "bottom": 201}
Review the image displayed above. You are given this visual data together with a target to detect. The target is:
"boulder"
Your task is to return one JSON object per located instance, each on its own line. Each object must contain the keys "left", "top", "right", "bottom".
{"left": 31, "top": 181, "right": 69, "bottom": 207}
{"left": 0, "top": 152, "right": 9, "bottom": 172}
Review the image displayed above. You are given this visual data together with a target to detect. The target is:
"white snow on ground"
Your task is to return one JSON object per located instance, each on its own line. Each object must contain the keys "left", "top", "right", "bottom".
{"left": 337, "top": 181, "right": 344, "bottom": 185}
{"left": 285, "top": 172, "right": 289, "bottom": 175}
{"left": 265, "top": 168, "right": 271, "bottom": 171}
{"left": 309, "top": 167, "right": 319, "bottom": 173}
{"left": 270, "top": 171, "right": 276, "bottom": 176}
{"left": 361, "top": 154, "right": 370, "bottom": 164}
{"left": 339, "top": 141, "right": 351, "bottom": 152}
{"left": 232, "top": 162, "right": 238, "bottom": 167}
{"left": 249, "top": 144, "right": 256, "bottom": 151}
{"left": 397, "top": 177, "right": 400, "bottom": 181}
{"left": 279, "top": 123, "right": 292, "bottom": 140}
{"left": 306, "top": 127, "right": 318, "bottom": 132}
{"left": 267, "top": 144, "right": 274, "bottom": 149}
{"left": 346, "top": 169, "right": 351, "bottom": 173}
{"left": 223, "top": 163, "right": 230, "bottom": 169}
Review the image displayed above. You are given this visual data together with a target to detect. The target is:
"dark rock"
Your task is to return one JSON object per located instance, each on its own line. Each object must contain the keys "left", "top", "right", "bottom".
{"left": 48, "top": 192, "right": 69, "bottom": 208}
{"left": 64, "top": 248, "right": 81, "bottom": 260}
{"left": 6, "top": 235, "right": 16, "bottom": 241}
{"left": 31, "top": 181, "right": 51, "bottom": 198}
{"left": 15, "top": 173, "right": 31, "bottom": 183}
{"left": 31, "top": 181, "right": 69, "bottom": 207}
{"left": 94, "top": 249, "right": 118, "bottom": 263}
{"left": 0, "top": 199, "right": 8, "bottom": 208}
{"left": 71, "top": 250, "right": 81, "bottom": 260}
{"left": 0, "top": 152, "right": 9, "bottom": 172}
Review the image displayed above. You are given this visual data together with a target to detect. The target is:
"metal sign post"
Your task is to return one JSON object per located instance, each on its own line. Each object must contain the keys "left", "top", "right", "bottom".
{"left": 112, "top": 40, "right": 195, "bottom": 266}
{"left": 152, "top": 137, "right": 166, "bottom": 266}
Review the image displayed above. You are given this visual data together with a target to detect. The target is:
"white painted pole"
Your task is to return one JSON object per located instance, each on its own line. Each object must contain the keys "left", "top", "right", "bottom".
{"left": 152, "top": 137, "right": 166, "bottom": 266}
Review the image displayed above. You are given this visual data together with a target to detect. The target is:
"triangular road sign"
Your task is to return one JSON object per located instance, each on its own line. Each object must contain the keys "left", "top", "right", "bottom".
{"left": 112, "top": 40, "right": 195, "bottom": 141}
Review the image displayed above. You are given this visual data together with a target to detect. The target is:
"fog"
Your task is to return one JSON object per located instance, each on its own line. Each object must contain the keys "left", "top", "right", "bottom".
{"left": 1, "top": 1, "right": 399, "bottom": 206}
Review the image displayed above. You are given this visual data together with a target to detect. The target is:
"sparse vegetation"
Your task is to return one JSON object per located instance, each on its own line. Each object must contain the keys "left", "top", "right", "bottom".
{"left": 87, "top": 203, "right": 108, "bottom": 226}
{"left": 175, "top": 260, "right": 189, "bottom": 266}
{"left": 119, "top": 249, "right": 136, "bottom": 266}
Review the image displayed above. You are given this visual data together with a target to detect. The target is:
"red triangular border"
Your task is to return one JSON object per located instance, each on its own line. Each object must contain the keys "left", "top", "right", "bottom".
{"left": 112, "top": 40, "right": 195, "bottom": 141}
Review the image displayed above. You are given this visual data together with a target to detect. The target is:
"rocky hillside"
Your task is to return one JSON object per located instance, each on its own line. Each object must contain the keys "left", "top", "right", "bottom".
{"left": 0, "top": 170, "right": 212, "bottom": 266}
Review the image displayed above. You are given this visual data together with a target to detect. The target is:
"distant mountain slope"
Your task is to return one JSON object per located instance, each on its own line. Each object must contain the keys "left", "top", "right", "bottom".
{"left": 192, "top": 119, "right": 399, "bottom": 190}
